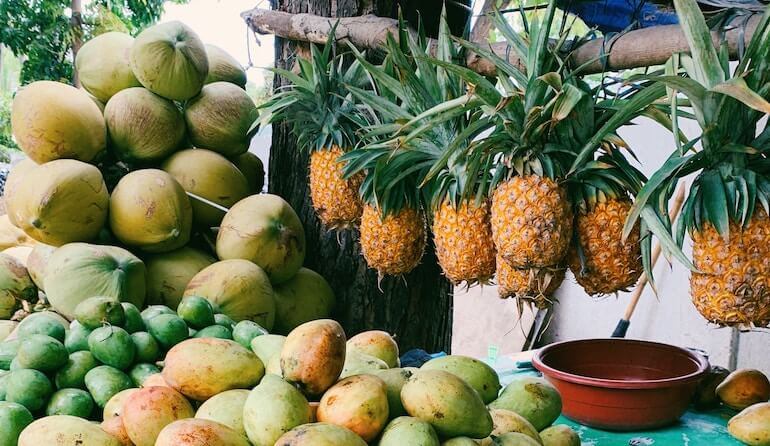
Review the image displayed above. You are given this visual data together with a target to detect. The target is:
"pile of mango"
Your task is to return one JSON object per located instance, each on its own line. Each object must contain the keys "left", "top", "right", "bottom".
{"left": 0, "top": 311, "right": 577, "bottom": 446}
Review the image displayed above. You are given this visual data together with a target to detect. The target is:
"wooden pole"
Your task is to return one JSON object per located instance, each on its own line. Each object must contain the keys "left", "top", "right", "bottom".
{"left": 241, "top": 8, "right": 762, "bottom": 76}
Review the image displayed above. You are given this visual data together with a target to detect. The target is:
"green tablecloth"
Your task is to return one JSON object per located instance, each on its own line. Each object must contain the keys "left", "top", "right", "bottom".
{"left": 494, "top": 357, "right": 742, "bottom": 446}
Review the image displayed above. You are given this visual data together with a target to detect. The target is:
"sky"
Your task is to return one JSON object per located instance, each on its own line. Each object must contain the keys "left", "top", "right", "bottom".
{"left": 162, "top": 0, "right": 275, "bottom": 88}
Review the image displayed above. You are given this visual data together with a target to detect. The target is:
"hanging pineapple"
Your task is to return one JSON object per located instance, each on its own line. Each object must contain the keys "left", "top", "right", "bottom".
{"left": 253, "top": 26, "right": 368, "bottom": 229}
{"left": 418, "top": 1, "right": 663, "bottom": 304}
{"left": 628, "top": 0, "right": 770, "bottom": 328}
{"left": 342, "top": 13, "right": 497, "bottom": 280}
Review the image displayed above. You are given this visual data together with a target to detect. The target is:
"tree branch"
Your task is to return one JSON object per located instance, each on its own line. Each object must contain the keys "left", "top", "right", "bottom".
{"left": 241, "top": 7, "right": 762, "bottom": 75}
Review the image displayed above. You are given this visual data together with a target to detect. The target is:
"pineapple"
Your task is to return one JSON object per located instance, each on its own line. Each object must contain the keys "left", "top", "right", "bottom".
{"left": 567, "top": 198, "right": 642, "bottom": 296}
{"left": 309, "top": 147, "right": 365, "bottom": 228}
{"left": 253, "top": 26, "right": 369, "bottom": 228}
{"left": 690, "top": 211, "right": 770, "bottom": 326}
{"left": 433, "top": 200, "right": 496, "bottom": 285}
{"left": 626, "top": 0, "right": 770, "bottom": 327}
{"left": 360, "top": 204, "right": 427, "bottom": 277}
{"left": 496, "top": 255, "right": 565, "bottom": 309}
{"left": 491, "top": 176, "right": 572, "bottom": 268}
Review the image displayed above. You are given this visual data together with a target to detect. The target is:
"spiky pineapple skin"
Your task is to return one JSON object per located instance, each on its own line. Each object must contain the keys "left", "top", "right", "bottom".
{"left": 360, "top": 204, "right": 426, "bottom": 276}
{"left": 491, "top": 175, "right": 572, "bottom": 268}
{"left": 496, "top": 255, "right": 565, "bottom": 309}
{"left": 567, "top": 199, "right": 642, "bottom": 296}
{"left": 309, "top": 147, "right": 365, "bottom": 228}
{"left": 691, "top": 210, "right": 770, "bottom": 327}
{"left": 433, "top": 200, "right": 496, "bottom": 285}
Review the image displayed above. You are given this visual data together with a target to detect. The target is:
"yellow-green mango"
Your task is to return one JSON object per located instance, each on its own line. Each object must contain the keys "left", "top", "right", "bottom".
{"left": 317, "top": 374, "right": 389, "bottom": 442}
{"left": 728, "top": 402, "right": 770, "bottom": 446}
{"left": 103, "top": 388, "right": 139, "bottom": 421}
{"left": 18, "top": 415, "right": 120, "bottom": 446}
{"left": 243, "top": 374, "right": 311, "bottom": 446}
{"left": 195, "top": 389, "right": 250, "bottom": 436}
{"left": 717, "top": 369, "right": 770, "bottom": 410}
{"left": 340, "top": 349, "right": 388, "bottom": 379}
{"left": 540, "top": 425, "right": 580, "bottom": 446}
{"left": 162, "top": 338, "right": 264, "bottom": 401}
{"left": 443, "top": 438, "right": 480, "bottom": 445}
{"left": 281, "top": 319, "right": 346, "bottom": 397}
{"left": 347, "top": 330, "right": 399, "bottom": 368}
{"left": 480, "top": 409, "right": 542, "bottom": 445}
{"left": 250, "top": 334, "right": 286, "bottom": 364}
{"left": 273, "top": 422, "right": 367, "bottom": 446}
{"left": 156, "top": 418, "right": 251, "bottom": 446}
{"left": 379, "top": 416, "right": 440, "bottom": 446}
{"left": 422, "top": 355, "right": 501, "bottom": 404}
{"left": 184, "top": 259, "right": 275, "bottom": 329}
{"left": 489, "top": 377, "right": 562, "bottom": 431}
{"left": 375, "top": 367, "right": 419, "bottom": 418}
{"left": 401, "top": 369, "right": 493, "bottom": 439}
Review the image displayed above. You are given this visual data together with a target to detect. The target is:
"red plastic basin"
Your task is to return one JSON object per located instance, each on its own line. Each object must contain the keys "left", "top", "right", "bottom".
{"left": 532, "top": 338, "right": 709, "bottom": 431}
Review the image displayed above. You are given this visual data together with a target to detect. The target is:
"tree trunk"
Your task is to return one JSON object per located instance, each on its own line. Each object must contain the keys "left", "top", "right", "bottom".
{"left": 268, "top": 0, "right": 468, "bottom": 352}
{"left": 70, "top": 0, "right": 83, "bottom": 87}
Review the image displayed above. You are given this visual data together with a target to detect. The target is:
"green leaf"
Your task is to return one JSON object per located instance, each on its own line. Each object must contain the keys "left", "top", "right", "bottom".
{"left": 700, "top": 170, "right": 730, "bottom": 240}
{"left": 711, "top": 77, "right": 770, "bottom": 114}
{"left": 552, "top": 83, "right": 585, "bottom": 122}
{"left": 673, "top": 0, "right": 725, "bottom": 88}
{"left": 640, "top": 205, "right": 696, "bottom": 270}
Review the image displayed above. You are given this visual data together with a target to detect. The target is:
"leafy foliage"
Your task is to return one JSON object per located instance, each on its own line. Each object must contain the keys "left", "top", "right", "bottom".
{"left": 252, "top": 24, "right": 371, "bottom": 154}
{"left": 626, "top": 1, "right": 770, "bottom": 285}
{"left": 0, "top": 0, "right": 187, "bottom": 84}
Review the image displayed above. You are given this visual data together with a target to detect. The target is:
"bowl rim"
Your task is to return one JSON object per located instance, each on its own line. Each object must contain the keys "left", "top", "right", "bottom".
{"left": 532, "top": 338, "right": 710, "bottom": 389}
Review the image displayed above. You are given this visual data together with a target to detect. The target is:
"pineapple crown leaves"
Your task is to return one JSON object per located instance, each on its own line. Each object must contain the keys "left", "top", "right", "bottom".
{"left": 340, "top": 10, "right": 484, "bottom": 215}
{"left": 624, "top": 2, "right": 770, "bottom": 272}
{"left": 250, "top": 22, "right": 372, "bottom": 153}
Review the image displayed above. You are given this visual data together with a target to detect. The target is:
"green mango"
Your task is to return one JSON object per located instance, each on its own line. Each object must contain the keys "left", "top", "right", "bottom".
{"left": 442, "top": 438, "right": 481, "bottom": 445}
{"left": 45, "top": 388, "right": 94, "bottom": 417}
{"left": 401, "top": 370, "right": 493, "bottom": 439}
{"left": 16, "top": 334, "right": 68, "bottom": 372}
{"left": 129, "top": 363, "right": 160, "bottom": 387}
{"left": 481, "top": 409, "right": 542, "bottom": 445}
{"left": 340, "top": 349, "right": 388, "bottom": 379}
{"left": 214, "top": 313, "right": 236, "bottom": 329}
{"left": 421, "top": 355, "right": 501, "bottom": 404}
{"left": 140, "top": 305, "right": 175, "bottom": 325}
{"left": 55, "top": 351, "right": 99, "bottom": 389}
{"left": 17, "top": 313, "right": 66, "bottom": 342}
{"left": 74, "top": 296, "right": 126, "bottom": 330}
{"left": 243, "top": 374, "right": 310, "bottom": 446}
{"left": 177, "top": 295, "right": 215, "bottom": 329}
{"left": 131, "top": 331, "right": 160, "bottom": 363}
{"left": 232, "top": 320, "right": 267, "bottom": 349}
{"left": 84, "top": 365, "right": 133, "bottom": 408}
{"left": 492, "top": 433, "right": 541, "bottom": 446}
{"left": 146, "top": 314, "right": 188, "bottom": 349}
{"left": 489, "top": 377, "right": 562, "bottom": 431}
{"left": 64, "top": 321, "right": 92, "bottom": 353}
{"left": 5, "top": 369, "right": 53, "bottom": 412}
{"left": 121, "top": 302, "right": 145, "bottom": 333}
{"left": 379, "top": 416, "right": 440, "bottom": 446}
{"left": 88, "top": 326, "right": 135, "bottom": 370}
{"left": 0, "top": 401, "right": 33, "bottom": 446}
{"left": 540, "top": 425, "right": 580, "bottom": 446}
{"left": 193, "top": 325, "right": 233, "bottom": 340}
{"left": 250, "top": 334, "right": 285, "bottom": 365}
{"left": 0, "top": 340, "right": 20, "bottom": 370}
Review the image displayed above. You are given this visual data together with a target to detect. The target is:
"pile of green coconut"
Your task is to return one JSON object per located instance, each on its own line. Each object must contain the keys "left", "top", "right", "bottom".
{"left": 0, "top": 21, "right": 334, "bottom": 339}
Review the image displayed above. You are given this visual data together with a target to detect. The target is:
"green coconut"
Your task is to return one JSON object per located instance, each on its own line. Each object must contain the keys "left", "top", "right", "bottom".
{"left": 183, "top": 259, "right": 275, "bottom": 330}
{"left": 6, "top": 159, "right": 109, "bottom": 246}
{"left": 11, "top": 81, "right": 106, "bottom": 163}
{"left": 273, "top": 268, "right": 335, "bottom": 335}
{"left": 162, "top": 149, "right": 250, "bottom": 228}
{"left": 109, "top": 169, "right": 192, "bottom": 253}
{"left": 232, "top": 151, "right": 265, "bottom": 194}
{"left": 76, "top": 32, "right": 141, "bottom": 102}
{"left": 104, "top": 87, "right": 186, "bottom": 163}
{"left": 130, "top": 21, "right": 209, "bottom": 101}
{"left": 145, "top": 246, "right": 216, "bottom": 308}
{"left": 25, "top": 243, "right": 55, "bottom": 291}
{"left": 0, "top": 254, "right": 37, "bottom": 320}
{"left": 205, "top": 44, "right": 247, "bottom": 87}
{"left": 44, "top": 243, "right": 146, "bottom": 320}
{"left": 216, "top": 194, "right": 306, "bottom": 284}
{"left": 184, "top": 81, "right": 257, "bottom": 157}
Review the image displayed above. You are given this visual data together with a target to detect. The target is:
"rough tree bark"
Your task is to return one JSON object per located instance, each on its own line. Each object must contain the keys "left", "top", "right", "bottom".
{"left": 267, "top": 0, "right": 469, "bottom": 352}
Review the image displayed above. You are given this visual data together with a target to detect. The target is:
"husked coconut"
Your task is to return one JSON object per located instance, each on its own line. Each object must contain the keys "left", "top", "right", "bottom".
{"left": 205, "top": 44, "right": 247, "bottom": 87}
{"left": 109, "top": 169, "right": 192, "bottom": 253}
{"left": 105, "top": 87, "right": 186, "bottom": 163}
{"left": 0, "top": 253, "right": 37, "bottom": 319}
{"left": 11, "top": 81, "right": 105, "bottom": 163}
{"left": 162, "top": 149, "right": 249, "bottom": 228}
{"left": 76, "top": 32, "right": 141, "bottom": 102}
{"left": 232, "top": 151, "right": 265, "bottom": 194}
{"left": 6, "top": 159, "right": 109, "bottom": 246}
{"left": 130, "top": 21, "right": 209, "bottom": 101}
{"left": 184, "top": 82, "right": 257, "bottom": 157}
{"left": 145, "top": 246, "right": 215, "bottom": 308}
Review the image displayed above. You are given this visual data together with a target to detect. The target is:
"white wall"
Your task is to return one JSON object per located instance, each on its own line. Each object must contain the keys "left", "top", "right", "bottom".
{"left": 453, "top": 115, "right": 770, "bottom": 371}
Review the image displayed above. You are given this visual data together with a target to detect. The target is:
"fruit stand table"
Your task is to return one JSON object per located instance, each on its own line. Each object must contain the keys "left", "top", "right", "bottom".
{"left": 493, "top": 353, "right": 742, "bottom": 446}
